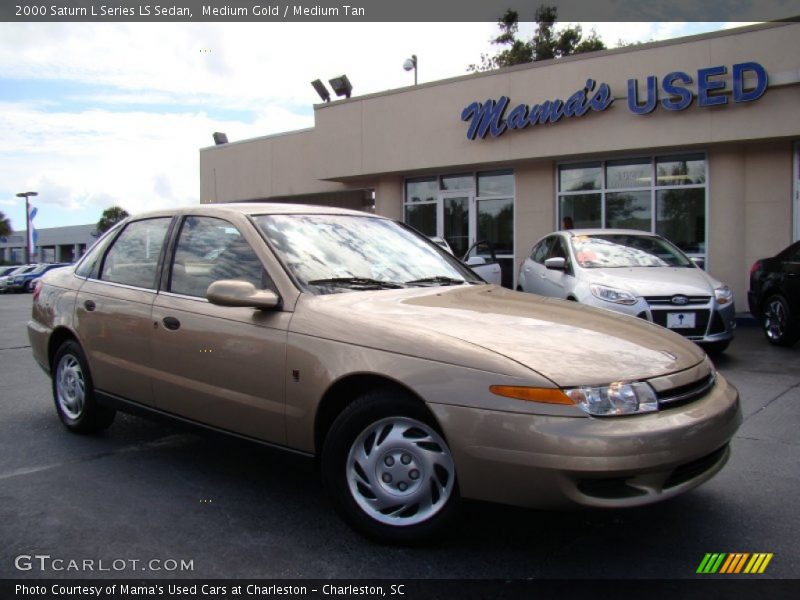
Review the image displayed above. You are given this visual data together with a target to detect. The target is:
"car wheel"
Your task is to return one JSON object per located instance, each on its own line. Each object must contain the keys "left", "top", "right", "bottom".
{"left": 25, "top": 280, "right": 34, "bottom": 293}
{"left": 52, "top": 340, "right": 116, "bottom": 433}
{"left": 762, "top": 295, "right": 800, "bottom": 347}
{"left": 321, "top": 390, "right": 459, "bottom": 544}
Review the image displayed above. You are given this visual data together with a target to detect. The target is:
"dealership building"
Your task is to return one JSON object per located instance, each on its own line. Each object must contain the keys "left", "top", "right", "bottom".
{"left": 0, "top": 224, "right": 95, "bottom": 265}
{"left": 200, "top": 22, "right": 800, "bottom": 307}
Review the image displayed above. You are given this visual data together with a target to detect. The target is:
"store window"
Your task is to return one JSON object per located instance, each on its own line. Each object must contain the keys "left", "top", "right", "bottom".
{"left": 404, "top": 170, "right": 515, "bottom": 287}
{"left": 558, "top": 154, "right": 707, "bottom": 259}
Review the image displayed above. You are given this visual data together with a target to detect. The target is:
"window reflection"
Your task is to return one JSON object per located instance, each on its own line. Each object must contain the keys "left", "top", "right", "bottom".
{"left": 606, "top": 191, "right": 651, "bottom": 231}
{"left": 256, "top": 215, "right": 476, "bottom": 293}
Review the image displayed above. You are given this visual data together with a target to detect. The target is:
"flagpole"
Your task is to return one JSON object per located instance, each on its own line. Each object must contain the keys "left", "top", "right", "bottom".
{"left": 16, "top": 191, "right": 38, "bottom": 264}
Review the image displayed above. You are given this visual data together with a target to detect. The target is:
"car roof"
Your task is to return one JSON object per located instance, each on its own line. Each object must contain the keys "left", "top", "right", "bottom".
{"left": 128, "top": 202, "right": 381, "bottom": 220}
{"left": 562, "top": 228, "right": 660, "bottom": 237}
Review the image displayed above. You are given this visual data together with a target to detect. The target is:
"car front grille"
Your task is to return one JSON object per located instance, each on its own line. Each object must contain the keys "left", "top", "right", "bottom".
{"left": 657, "top": 372, "right": 715, "bottom": 409}
{"left": 650, "top": 309, "right": 710, "bottom": 338}
{"left": 644, "top": 295, "right": 711, "bottom": 306}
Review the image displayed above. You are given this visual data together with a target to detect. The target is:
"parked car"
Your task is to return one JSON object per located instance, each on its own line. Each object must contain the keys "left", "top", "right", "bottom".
{"left": 0, "top": 265, "right": 20, "bottom": 277}
{"left": 429, "top": 236, "right": 502, "bottom": 285}
{"left": 7, "top": 262, "right": 70, "bottom": 293}
{"left": 0, "top": 264, "right": 37, "bottom": 293}
{"left": 518, "top": 229, "right": 735, "bottom": 354}
{"left": 29, "top": 205, "right": 740, "bottom": 543}
{"left": 748, "top": 240, "right": 800, "bottom": 346}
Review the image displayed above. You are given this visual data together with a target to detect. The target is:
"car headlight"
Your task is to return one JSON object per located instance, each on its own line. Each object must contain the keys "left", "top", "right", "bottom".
{"left": 714, "top": 285, "right": 732, "bottom": 306}
{"left": 564, "top": 381, "right": 658, "bottom": 416}
{"left": 590, "top": 284, "right": 637, "bottom": 305}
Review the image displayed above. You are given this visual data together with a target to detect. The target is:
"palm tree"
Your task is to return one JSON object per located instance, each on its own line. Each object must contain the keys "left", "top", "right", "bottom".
{"left": 0, "top": 211, "right": 12, "bottom": 238}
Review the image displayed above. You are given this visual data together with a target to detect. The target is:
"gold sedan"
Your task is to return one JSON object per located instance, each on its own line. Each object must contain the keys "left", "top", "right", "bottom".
{"left": 28, "top": 204, "right": 741, "bottom": 543}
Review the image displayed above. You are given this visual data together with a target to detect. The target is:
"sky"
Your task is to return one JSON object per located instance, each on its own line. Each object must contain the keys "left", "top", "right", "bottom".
{"left": 0, "top": 20, "right": 751, "bottom": 232}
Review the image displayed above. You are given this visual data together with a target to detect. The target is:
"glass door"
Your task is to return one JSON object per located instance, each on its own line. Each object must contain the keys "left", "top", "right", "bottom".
{"left": 439, "top": 193, "right": 473, "bottom": 259}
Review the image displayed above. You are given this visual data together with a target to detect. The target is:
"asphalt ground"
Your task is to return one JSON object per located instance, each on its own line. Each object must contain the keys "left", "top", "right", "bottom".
{"left": 0, "top": 291, "right": 798, "bottom": 581}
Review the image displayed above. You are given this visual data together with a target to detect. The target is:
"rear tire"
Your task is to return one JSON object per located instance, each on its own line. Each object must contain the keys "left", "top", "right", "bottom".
{"left": 321, "top": 390, "right": 459, "bottom": 544}
{"left": 52, "top": 340, "right": 116, "bottom": 433}
{"left": 761, "top": 295, "right": 800, "bottom": 347}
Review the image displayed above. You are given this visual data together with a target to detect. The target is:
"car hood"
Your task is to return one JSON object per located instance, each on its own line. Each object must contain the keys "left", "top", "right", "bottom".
{"left": 582, "top": 267, "right": 721, "bottom": 297}
{"left": 291, "top": 285, "right": 705, "bottom": 387}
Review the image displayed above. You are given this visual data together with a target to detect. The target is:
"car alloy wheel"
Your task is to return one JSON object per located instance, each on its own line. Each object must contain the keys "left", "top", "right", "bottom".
{"left": 762, "top": 295, "right": 799, "bottom": 347}
{"left": 56, "top": 354, "right": 86, "bottom": 420}
{"left": 346, "top": 416, "right": 455, "bottom": 527}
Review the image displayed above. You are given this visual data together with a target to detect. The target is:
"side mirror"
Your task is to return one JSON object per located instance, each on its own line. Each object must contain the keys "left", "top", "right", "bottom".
{"left": 207, "top": 280, "right": 280, "bottom": 310}
{"left": 465, "top": 256, "right": 487, "bottom": 267}
{"left": 544, "top": 257, "right": 566, "bottom": 271}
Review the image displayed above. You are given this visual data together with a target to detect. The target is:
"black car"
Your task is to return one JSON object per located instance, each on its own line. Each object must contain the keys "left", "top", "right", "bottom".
{"left": 748, "top": 241, "right": 800, "bottom": 346}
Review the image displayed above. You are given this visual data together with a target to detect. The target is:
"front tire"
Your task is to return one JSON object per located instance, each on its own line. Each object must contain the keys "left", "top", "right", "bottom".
{"left": 321, "top": 391, "right": 459, "bottom": 544}
{"left": 52, "top": 340, "right": 116, "bottom": 433}
{"left": 762, "top": 295, "right": 800, "bottom": 347}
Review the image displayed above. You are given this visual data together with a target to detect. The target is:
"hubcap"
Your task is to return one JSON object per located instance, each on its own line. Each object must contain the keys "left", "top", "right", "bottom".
{"left": 764, "top": 299, "right": 786, "bottom": 340}
{"left": 56, "top": 354, "right": 85, "bottom": 420}
{"left": 346, "top": 416, "right": 455, "bottom": 527}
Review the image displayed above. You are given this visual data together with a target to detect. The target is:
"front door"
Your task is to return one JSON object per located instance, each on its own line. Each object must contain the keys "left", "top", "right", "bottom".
{"left": 150, "top": 215, "right": 290, "bottom": 445}
{"left": 439, "top": 193, "right": 472, "bottom": 259}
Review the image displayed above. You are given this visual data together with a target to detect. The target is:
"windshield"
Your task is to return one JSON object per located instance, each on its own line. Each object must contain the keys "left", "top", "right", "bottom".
{"left": 254, "top": 214, "right": 480, "bottom": 293}
{"left": 570, "top": 234, "right": 693, "bottom": 268}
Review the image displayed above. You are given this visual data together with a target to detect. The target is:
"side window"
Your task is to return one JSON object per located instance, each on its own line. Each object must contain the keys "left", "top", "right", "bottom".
{"left": 99, "top": 218, "right": 171, "bottom": 289}
{"left": 532, "top": 237, "right": 553, "bottom": 264}
{"left": 169, "top": 216, "right": 272, "bottom": 298}
{"left": 548, "top": 237, "right": 567, "bottom": 260}
{"left": 75, "top": 224, "right": 123, "bottom": 278}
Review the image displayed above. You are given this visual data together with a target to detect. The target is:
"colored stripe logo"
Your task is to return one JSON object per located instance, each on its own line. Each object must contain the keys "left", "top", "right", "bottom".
{"left": 697, "top": 553, "right": 773, "bottom": 574}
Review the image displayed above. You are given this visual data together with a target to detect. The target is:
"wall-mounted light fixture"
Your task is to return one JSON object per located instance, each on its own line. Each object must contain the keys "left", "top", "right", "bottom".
{"left": 328, "top": 75, "right": 353, "bottom": 99}
{"left": 403, "top": 54, "right": 418, "bottom": 85}
{"left": 311, "top": 79, "right": 331, "bottom": 102}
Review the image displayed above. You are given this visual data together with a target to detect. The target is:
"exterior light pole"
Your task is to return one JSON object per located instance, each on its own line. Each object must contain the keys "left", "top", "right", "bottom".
{"left": 403, "top": 54, "right": 418, "bottom": 85}
{"left": 16, "top": 191, "right": 38, "bottom": 264}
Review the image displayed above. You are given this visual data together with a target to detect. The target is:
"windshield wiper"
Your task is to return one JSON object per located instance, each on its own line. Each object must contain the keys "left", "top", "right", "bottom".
{"left": 307, "top": 277, "right": 405, "bottom": 289}
{"left": 405, "top": 276, "right": 469, "bottom": 287}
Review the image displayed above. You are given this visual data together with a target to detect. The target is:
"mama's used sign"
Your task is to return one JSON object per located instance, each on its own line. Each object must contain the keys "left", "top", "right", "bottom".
{"left": 461, "top": 62, "right": 767, "bottom": 141}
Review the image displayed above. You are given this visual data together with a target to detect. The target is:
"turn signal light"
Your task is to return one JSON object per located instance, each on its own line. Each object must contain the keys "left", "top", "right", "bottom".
{"left": 489, "top": 385, "right": 575, "bottom": 405}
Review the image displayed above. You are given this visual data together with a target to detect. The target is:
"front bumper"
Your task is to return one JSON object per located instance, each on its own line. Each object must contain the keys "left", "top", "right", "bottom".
{"left": 429, "top": 373, "right": 741, "bottom": 509}
{"left": 582, "top": 294, "right": 736, "bottom": 344}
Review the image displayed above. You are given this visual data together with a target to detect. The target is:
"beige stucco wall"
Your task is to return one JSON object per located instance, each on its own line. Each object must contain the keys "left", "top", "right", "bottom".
{"left": 514, "top": 161, "right": 556, "bottom": 281}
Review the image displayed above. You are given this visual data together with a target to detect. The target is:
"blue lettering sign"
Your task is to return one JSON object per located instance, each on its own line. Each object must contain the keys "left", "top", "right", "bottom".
{"left": 733, "top": 62, "right": 768, "bottom": 102}
{"left": 462, "top": 61, "right": 768, "bottom": 140}
{"left": 627, "top": 75, "right": 657, "bottom": 114}
{"left": 661, "top": 71, "right": 694, "bottom": 111}
{"left": 697, "top": 65, "right": 728, "bottom": 107}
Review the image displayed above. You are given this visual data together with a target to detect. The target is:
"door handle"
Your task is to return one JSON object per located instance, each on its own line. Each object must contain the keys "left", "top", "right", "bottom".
{"left": 83, "top": 299, "right": 96, "bottom": 312}
{"left": 162, "top": 316, "right": 181, "bottom": 331}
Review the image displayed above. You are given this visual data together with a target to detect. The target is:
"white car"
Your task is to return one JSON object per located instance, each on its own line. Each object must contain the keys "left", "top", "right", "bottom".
{"left": 430, "top": 237, "right": 502, "bottom": 285}
{"left": 517, "top": 229, "right": 735, "bottom": 353}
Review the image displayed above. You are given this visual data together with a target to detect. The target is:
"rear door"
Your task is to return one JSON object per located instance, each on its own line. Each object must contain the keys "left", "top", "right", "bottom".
{"left": 150, "top": 215, "right": 290, "bottom": 444}
{"left": 75, "top": 217, "right": 172, "bottom": 406}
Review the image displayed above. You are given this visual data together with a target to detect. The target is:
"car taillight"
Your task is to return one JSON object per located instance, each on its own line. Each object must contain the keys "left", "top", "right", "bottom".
{"left": 749, "top": 260, "right": 762, "bottom": 277}
{"left": 32, "top": 279, "right": 43, "bottom": 302}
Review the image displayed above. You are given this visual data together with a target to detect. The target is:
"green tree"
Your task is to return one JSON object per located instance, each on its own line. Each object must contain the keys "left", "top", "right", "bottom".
{"left": 468, "top": 5, "right": 606, "bottom": 72}
{"left": 96, "top": 206, "right": 129, "bottom": 234}
{"left": 0, "top": 211, "right": 11, "bottom": 238}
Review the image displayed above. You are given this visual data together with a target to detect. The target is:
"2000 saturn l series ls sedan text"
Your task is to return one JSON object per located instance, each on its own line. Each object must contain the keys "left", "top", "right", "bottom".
{"left": 27, "top": 203, "right": 741, "bottom": 543}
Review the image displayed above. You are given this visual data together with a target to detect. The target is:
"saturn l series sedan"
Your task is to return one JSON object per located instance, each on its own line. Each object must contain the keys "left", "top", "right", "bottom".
{"left": 518, "top": 229, "right": 736, "bottom": 354}
{"left": 28, "top": 204, "right": 741, "bottom": 543}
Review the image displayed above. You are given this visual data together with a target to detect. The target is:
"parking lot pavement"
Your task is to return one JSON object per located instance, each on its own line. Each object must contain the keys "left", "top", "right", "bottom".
{"left": 1, "top": 292, "right": 798, "bottom": 579}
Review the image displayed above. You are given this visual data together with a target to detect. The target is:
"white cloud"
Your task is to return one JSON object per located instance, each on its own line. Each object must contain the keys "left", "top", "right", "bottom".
{"left": 0, "top": 21, "right": 732, "bottom": 228}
